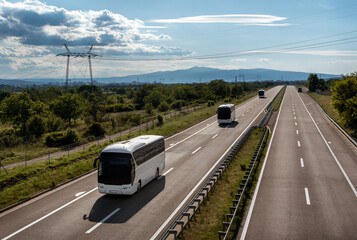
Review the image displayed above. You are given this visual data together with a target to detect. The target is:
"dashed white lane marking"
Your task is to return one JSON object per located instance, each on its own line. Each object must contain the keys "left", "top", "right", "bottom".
{"left": 298, "top": 141, "right": 301, "bottom": 147}
{"left": 75, "top": 191, "right": 86, "bottom": 197}
{"left": 294, "top": 116, "right": 296, "bottom": 120}
{"left": 86, "top": 208, "right": 120, "bottom": 234}
{"left": 158, "top": 168, "right": 174, "bottom": 180}
{"left": 296, "top": 130, "right": 299, "bottom": 135}
{"left": 300, "top": 158, "right": 304, "bottom": 167}
{"left": 192, "top": 147, "right": 202, "bottom": 155}
{"left": 305, "top": 188, "right": 311, "bottom": 205}
{"left": 166, "top": 122, "right": 215, "bottom": 151}
{"left": 169, "top": 143, "right": 174, "bottom": 146}
{"left": 297, "top": 91, "right": 357, "bottom": 198}
{"left": 242, "top": 114, "right": 245, "bottom": 116}
{"left": 295, "top": 122, "right": 297, "bottom": 126}
{"left": 212, "top": 134, "right": 219, "bottom": 139}
{"left": 328, "top": 141, "right": 332, "bottom": 144}
{"left": 294, "top": 112, "right": 296, "bottom": 115}
{"left": 3, "top": 187, "right": 98, "bottom": 240}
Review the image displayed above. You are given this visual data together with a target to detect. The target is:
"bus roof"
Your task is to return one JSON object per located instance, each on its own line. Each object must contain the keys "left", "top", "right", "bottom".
{"left": 102, "top": 135, "right": 164, "bottom": 154}
{"left": 218, "top": 104, "right": 235, "bottom": 108}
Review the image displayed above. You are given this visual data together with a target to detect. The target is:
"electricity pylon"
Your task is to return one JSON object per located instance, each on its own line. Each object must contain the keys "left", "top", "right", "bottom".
{"left": 57, "top": 44, "right": 99, "bottom": 89}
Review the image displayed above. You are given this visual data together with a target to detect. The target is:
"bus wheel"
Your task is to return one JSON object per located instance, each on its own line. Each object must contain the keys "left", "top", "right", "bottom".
{"left": 137, "top": 181, "right": 141, "bottom": 191}
{"left": 155, "top": 168, "right": 159, "bottom": 179}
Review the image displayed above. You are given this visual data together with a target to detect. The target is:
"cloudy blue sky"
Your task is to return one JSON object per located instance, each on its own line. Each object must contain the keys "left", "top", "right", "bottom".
{"left": 0, "top": 0, "right": 357, "bottom": 80}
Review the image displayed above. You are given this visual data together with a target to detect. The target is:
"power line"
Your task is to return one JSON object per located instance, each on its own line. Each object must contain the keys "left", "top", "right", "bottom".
{"left": 98, "top": 31, "right": 357, "bottom": 62}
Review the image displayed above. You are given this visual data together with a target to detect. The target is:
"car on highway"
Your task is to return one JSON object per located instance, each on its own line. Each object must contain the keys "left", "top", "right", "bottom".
{"left": 298, "top": 87, "right": 303, "bottom": 92}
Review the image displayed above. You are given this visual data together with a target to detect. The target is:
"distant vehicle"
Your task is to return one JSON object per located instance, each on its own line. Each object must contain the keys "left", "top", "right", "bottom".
{"left": 217, "top": 104, "right": 235, "bottom": 124}
{"left": 258, "top": 89, "right": 265, "bottom": 98}
{"left": 298, "top": 87, "right": 303, "bottom": 92}
{"left": 94, "top": 135, "right": 165, "bottom": 195}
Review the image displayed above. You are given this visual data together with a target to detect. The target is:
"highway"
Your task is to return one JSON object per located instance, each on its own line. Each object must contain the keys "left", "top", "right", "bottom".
{"left": 240, "top": 86, "right": 357, "bottom": 239}
{"left": 0, "top": 87, "right": 282, "bottom": 240}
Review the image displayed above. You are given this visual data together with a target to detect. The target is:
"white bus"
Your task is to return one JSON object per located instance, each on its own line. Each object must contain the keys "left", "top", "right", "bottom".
{"left": 217, "top": 104, "right": 235, "bottom": 124}
{"left": 258, "top": 89, "right": 265, "bottom": 98}
{"left": 94, "top": 135, "right": 165, "bottom": 195}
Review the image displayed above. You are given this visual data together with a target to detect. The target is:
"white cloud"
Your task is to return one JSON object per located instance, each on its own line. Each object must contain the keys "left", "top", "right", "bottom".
{"left": 258, "top": 58, "right": 271, "bottom": 62}
{"left": 231, "top": 58, "right": 247, "bottom": 62}
{"left": 150, "top": 14, "right": 288, "bottom": 26}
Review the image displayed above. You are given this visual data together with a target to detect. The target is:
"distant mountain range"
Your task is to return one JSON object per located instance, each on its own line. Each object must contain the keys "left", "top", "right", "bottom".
{"left": 0, "top": 67, "right": 341, "bottom": 86}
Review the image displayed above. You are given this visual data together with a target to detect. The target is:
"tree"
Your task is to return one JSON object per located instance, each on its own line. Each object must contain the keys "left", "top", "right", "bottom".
{"left": 84, "top": 94, "right": 107, "bottom": 123}
{"left": 145, "top": 103, "right": 153, "bottom": 115}
{"left": 331, "top": 75, "right": 357, "bottom": 130}
{"left": 208, "top": 79, "right": 230, "bottom": 99}
{"left": 51, "top": 93, "right": 83, "bottom": 127}
{"left": 307, "top": 74, "right": 325, "bottom": 92}
{"left": 231, "top": 84, "right": 243, "bottom": 98}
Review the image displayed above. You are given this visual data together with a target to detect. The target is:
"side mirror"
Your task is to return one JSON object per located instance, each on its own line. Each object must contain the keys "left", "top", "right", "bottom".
{"left": 93, "top": 157, "right": 99, "bottom": 168}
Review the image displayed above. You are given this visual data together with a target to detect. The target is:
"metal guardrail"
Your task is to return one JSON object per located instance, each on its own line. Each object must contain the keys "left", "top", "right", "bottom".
{"left": 159, "top": 126, "right": 257, "bottom": 240}
{"left": 258, "top": 86, "right": 286, "bottom": 128}
{"left": 218, "top": 127, "right": 269, "bottom": 240}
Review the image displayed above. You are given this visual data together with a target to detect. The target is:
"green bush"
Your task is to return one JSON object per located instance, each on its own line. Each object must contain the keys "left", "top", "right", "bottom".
{"left": 157, "top": 115, "right": 163, "bottom": 126}
{"left": 27, "top": 115, "right": 46, "bottom": 138}
{"left": 0, "top": 128, "right": 21, "bottom": 148}
{"left": 207, "top": 100, "right": 215, "bottom": 107}
{"left": 171, "top": 100, "right": 185, "bottom": 110}
{"left": 84, "top": 122, "right": 106, "bottom": 137}
{"left": 45, "top": 129, "right": 80, "bottom": 147}
{"left": 224, "top": 97, "right": 232, "bottom": 103}
{"left": 106, "top": 103, "right": 135, "bottom": 113}
{"left": 158, "top": 101, "right": 170, "bottom": 112}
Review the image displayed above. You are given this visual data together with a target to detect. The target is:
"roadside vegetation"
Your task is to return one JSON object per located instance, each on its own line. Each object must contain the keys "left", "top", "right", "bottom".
{"left": 306, "top": 73, "right": 357, "bottom": 139}
{"left": 0, "top": 88, "right": 260, "bottom": 211}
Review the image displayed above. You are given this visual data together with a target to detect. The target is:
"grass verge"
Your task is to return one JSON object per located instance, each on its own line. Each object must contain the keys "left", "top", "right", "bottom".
{"left": 180, "top": 127, "right": 268, "bottom": 240}
{"left": 307, "top": 91, "right": 355, "bottom": 138}
{"left": 0, "top": 92, "right": 257, "bottom": 211}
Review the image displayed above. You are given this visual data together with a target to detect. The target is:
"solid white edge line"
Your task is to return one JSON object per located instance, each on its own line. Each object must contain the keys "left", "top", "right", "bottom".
{"left": 212, "top": 134, "right": 219, "bottom": 139}
{"left": 296, "top": 91, "right": 357, "bottom": 198}
{"left": 305, "top": 188, "right": 311, "bottom": 205}
{"left": 240, "top": 86, "right": 286, "bottom": 240}
{"left": 300, "top": 158, "right": 304, "bottom": 168}
{"left": 86, "top": 208, "right": 120, "bottom": 234}
{"left": 192, "top": 147, "right": 202, "bottom": 155}
{"left": 150, "top": 87, "right": 282, "bottom": 240}
{"left": 2, "top": 187, "right": 98, "bottom": 240}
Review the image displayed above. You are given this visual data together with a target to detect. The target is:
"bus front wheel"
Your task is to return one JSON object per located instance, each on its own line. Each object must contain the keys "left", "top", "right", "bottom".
{"left": 137, "top": 181, "right": 142, "bottom": 191}
{"left": 155, "top": 168, "right": 160, "bottom": 179}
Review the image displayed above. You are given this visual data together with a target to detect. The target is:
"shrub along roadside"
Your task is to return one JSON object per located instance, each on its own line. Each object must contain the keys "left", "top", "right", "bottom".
{"left": 0, "top": 91, "right": 258, "bottom": 211}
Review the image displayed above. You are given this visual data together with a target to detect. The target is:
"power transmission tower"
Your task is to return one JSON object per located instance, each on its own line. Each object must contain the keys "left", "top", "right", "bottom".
{"left": 57, "top": 44, "right": 99, "bottom": 90}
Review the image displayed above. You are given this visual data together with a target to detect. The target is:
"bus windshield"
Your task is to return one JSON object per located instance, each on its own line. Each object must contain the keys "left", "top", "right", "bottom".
{"left": 98, "top": 152, "right": 133, "bottom": 185}
{"left": 217, "top": 107, "right": 231, "bottom": 119}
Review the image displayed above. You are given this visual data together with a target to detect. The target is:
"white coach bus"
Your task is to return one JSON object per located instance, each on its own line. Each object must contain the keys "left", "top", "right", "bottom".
{"left": 217, "top": 104, "right": 235, "bottom": 124}
{"left": 94, "top": 135, "right": 165, "bottom": 195}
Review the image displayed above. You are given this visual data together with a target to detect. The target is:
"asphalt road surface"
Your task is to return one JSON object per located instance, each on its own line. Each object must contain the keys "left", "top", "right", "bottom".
{"left": 0, "top": 87, "right": 282, "bottom": 240}
{"left": 239, "top": 86, "right": 357, "bottom": 240}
